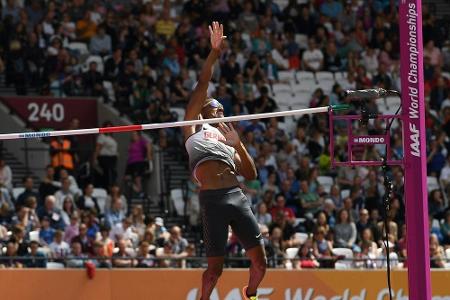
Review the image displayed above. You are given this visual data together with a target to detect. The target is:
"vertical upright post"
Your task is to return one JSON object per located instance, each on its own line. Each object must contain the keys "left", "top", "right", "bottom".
{"left": 399, "top": 0, "right": 432, "bottom": 299}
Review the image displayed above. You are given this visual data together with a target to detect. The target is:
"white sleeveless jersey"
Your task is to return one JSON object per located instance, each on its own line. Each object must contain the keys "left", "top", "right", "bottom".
{"left": 185, "top": 123, "right": 236, "bottom": 179}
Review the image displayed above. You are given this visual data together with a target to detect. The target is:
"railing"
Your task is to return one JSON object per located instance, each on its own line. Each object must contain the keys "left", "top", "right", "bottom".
{"left": 1, "top": 255, "right": 447, "bottom": 269}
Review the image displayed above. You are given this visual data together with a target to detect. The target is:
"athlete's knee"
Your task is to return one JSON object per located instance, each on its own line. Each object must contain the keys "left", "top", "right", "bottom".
{"left": 251, "top": 256, "right": 267, "bottom": 275}
{"left": 204, "top": 264, "right": 223, "bottom": 280}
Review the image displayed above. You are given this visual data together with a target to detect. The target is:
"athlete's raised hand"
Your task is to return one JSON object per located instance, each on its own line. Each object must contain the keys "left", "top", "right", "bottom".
{"left": 218, "top": 123, "right": 240, "bottom": 147}
{"left": 209, "top": 21, "right": 226, "bottom": 51}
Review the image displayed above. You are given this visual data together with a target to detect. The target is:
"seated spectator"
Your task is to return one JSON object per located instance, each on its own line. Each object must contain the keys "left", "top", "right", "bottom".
{"left": 25, "top": 241, "right": 47, "bottom": 268}
{"left": 90, "top": 241, "right": 112, "bottom": 269}
{"left": 255, "top": 202, "right": 272, "bottom": 227}
{"left": 312, "top": 226, "right": 333, "bottom": 259}
{"left": 49, "top": 230, "right": 70, "bottom": 260}
{"left": 98, "top": 225, "right": 114, "bottom": 257}
{"left": 429, "top": 234, "right": 446, "bottom": 268}
{"left": 76, "top": 11, "right": 97, "bottom": 41}
{"left": 334, "top": 208, "right": 357, "bottom": 248}
{"left": 76, "top": 183, "right": 100, "bottom": 214}
{"left": 270, "top": 194, "right": 296, "bottom": 224}
{"left": 71, "top": 223, "right": 93, "bottom": 255}
{"left": 297, "top": 242, "right": 320, "bottom": 269}
{"left": 38, "top": 165, "right": 61, "bottom": 201}
{"left": 0, "top": 241, "right": 23, "bottom": 268}
{"left": 376, "top": 241, "right": 400, "bottom": 269}
{"left": 61, "top": 196, "right": 77, "bottom": 226}
{"left": 89, "top": 25, "right": 112, "bottom": 56}
{"left": 112, "top": 239, "right": 135, "bottom": 268}
{"left": 314, "top": 211, "right": 330, "bottom": 234}
{"left": 0, "top": 187, "right": 14, "bottom": 218}
{"left": 105, "top": 197, "right": 126, "bottom": 229}
{"left": 130, "top": 204, "right": 146, "bottom": 239}
{"left": 358, "top": 228, "right": 378, "bottom": 258}
{"left": 166, "top": 226, "right": 188, "bottom": 266}
{"left": 11, "top": 205, "right": 39, "bottom": 235}
{"left": 266, "top": 226, "right": 285, "bottom": 267}
{"left": 64, "top": 213, "right": 80, "bottom": 244}
{"left": 9, "top": 225, "right": 29, "bottom": 256}
{"left": 136, "top": 241, "right": 155, "bottom": 268}
{"left": 16, "top": 176, "right": 40, "bottom": 208}
{"left": 0, "top": 223, "right": 8, "bottom": 242}
{"left": 299, "top": 180, "right": 324, "bottom": 217}
{"left": 39, "top": 217, "right": 55, "bottom": 246}
{"left": 82, "top": 61, "right": 105, "bottom": 97}
{"left": 54, "top": 178, "right": 77, "bottom": 210}
{"left": 441, "top": 211, "right": 450, "bottom": 245}
{"left": 105, "top": 185, "right": 128, "bottom": 216}
{"left": 269, "top": 211, "right": 296, "bottom": 246}
{"left": 110, "top": 217, "right": 138, "bottom": 246}
{"left": 66, "top": 241, "right": 87, "bottom": 268}
{"left": 428, "top": 189, "right": 446, "bottom": 220}
{"left": 37, "top": 195, "right": 65, "bottom": 230}
{"left": 0, "top": 157, "right": 13, "bottom": 191}
{"left": 302, "top": 38, "right": 324, "bottom": 73}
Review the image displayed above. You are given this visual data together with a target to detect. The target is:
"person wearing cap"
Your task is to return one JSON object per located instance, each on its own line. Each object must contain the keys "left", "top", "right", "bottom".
{"left": 182, "top": 22, "right": 265, "bottom": 300}
{"left": 25, "top": 240, "right": 47, "bottom": 268}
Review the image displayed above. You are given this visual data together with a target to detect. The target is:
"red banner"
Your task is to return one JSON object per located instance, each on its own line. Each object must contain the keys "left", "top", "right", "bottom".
{"left": 1, "top": 96, "right": 98, "bottom": 130}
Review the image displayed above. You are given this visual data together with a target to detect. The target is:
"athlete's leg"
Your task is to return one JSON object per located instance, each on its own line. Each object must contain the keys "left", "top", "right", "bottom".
{"left": 244, "top": 245, "right": 267, "bottom": 297}
{"left": 201, "top": 256, "right": 225, "bottom": 300}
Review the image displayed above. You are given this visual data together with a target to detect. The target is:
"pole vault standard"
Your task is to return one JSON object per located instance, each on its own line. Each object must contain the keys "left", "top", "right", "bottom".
{"left": 399, "top": 0, "right": 431, "bottom": 299}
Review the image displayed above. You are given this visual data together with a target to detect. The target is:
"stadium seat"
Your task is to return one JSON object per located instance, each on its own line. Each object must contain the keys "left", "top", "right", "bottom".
{"left": 278, "top": 70, "right": 295, "bottom": 83}
{"left": 171, "top": 188, "right": 185, "bottom": 216}
{"left": 427, "top": 176, "right": 440, "bottom": 192}
{"left": 29, "top": 230, "right": 40, "bottom": 242}
{"left": 332, "top": 248, "right": 353, "bottom": 268}
{"left": 294, "top": 232, "right": 309, "bottom": 244}
{"left": 272, "top": 83, "right": 293, "bottom": 95}
{"left": 296, "top": 71, "right": 315, "bottom": 82}
{"left": 446, "top": 248, "right": 450, "bottom": 259}
{"left": 67, "top": 42, "right": 89, "bottom": 57}
{"left": 285, "top": 247, "right": 299, "bottom": 259}
{"left": 294, "top": 34, "right": 308, "bottom": 49}
{"left": 46, "top": 262, "right": 65, "bottom": 269}
{"left": 334, "top": 262, "right": 350, "bottom": 269}
{"left": 12, "top": 187, "right": 25, "bottom": 200}
{"left": 341, "top": 189, "right": 350, "bottom": 199}
{"left": 170, "top": 108, "right": 186, "bottom": 121}
{"left": 317, "top": 176, "right": 334, "bottom": 193}
{"left": 102, "top": 81, "right": 116, "bottom": 102}
{"left": 93, "top": 188, "right": 108, "bottom": 214}
{"left": 82, "top": 55, "right": 104, "bottom": 74}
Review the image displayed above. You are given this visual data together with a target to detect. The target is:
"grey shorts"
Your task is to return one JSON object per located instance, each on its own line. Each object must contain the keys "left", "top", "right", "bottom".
{"left": 199, "top": 186, "right": 263, "bottom": 257}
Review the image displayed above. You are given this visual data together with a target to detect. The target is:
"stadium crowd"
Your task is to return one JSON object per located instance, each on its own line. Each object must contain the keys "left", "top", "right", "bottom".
{"left": 0, "top": 0, "right": 450, "bottom": 269}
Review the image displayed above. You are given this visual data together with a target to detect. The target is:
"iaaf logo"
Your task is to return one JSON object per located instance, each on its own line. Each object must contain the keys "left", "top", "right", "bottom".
{"left": 353, "top": 137, "right": 385, "bottom": 144}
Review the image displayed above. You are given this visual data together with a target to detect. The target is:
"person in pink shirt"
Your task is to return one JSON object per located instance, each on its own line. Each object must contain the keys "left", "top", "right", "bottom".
{"left": 125, "top": 131, "right": 153, "bottom": 180}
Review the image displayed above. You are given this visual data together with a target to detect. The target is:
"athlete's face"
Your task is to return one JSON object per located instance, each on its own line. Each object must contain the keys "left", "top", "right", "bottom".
{"left": 201, "top": 99, "right": 224, "bottom": 120}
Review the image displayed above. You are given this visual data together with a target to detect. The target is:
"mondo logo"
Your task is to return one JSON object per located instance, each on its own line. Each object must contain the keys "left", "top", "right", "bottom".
{"left": 353, "top": 137, "right": 385, "bottom": 144}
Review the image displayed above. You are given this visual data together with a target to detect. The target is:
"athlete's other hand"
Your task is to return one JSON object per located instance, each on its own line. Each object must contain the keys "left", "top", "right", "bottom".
{"left": 209, "top": 21, "right": 226, "bottom": 51}
{"left": 218, "top": 123, "right": 240, "bottom": 147}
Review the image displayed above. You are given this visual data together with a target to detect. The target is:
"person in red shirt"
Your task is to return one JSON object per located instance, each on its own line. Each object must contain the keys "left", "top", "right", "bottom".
{"left": 270, "top": 194, "right": 296, "bottom": 224}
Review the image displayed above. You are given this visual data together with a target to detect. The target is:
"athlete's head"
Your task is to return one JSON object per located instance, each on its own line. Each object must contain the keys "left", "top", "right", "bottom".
{"left": 201, "top": 98, "right": 224, "bottom": 120}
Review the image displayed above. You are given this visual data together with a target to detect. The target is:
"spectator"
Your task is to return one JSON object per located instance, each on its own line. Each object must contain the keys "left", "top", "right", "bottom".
{"left": 112, "top": 239, "right": 135, "bottom": 268}
{"left": 49, "top": 230, "right": 70, "bottom": 260}
{"left": 312, "top": 227, "right": 333, "bottom": 260}
{"left": 125, "top": 132, "right": 153, "bottom": 182}
{"left": 71, "top": 223, "right": 92, "bottom": 254}
{"left": 50, "top": 137, "right": 75, "bottom": 173}
{"left": 11, "top": 205, "right": 39, "bottom": 235}
{"left": 270, "top": 194, "right": 296, "bottom": 223}
{"left": 94, "top": 121, "right": 119, "bottom": 189}
{"left": 76, "top": 183, "right": 100, "bottom": 214}
{"left": 25, "top": 240, "right": 47, "bottom": 268}
{"left": 105, "top": 197, "right": 125, "bottom": 229}
{"left": 76, "top": 11, "right": 97, "bottom": 41}
{"left": 66, "top": 241, "right": 87, "bottom": 268}
{"left": 106, "top": 184, "right": 128, "bottom": 216}
{"left": 39, "top": 216, "right": 55, "bottom": 246}
{"left": 90, "top": 241, "right": 112, "bottom": 268}
{"left": 299, "top": 180, "right": 324, "bottom": 217}
{"left": 89, "top": 25, "right": 112, "bottom": 56}
{"left": 82, "top": 61, "right": 105, "bottom": 97}
{"left": 38, "top": 165, "right": 61, "bottom": 201}
{"left": 334, "top": 208, "right": 357, "bottom": 248}
{"left": 255, "top": 202, "right": 272, "bottom": 227}
{"left": 0, "top": 241, "right": 23, "bottom": 268}
{"left": 302, "top": 39, "right": 324, "bottom": 73}
{"left": 0, "top": 157, "right": 13, "bottom": 191}
{"left": 16, "top": 176, "right": 40, "bottom": 208}
{"left": 98, "top": 225, "right": 114, "bottom": 258}
{"left": 64, "top": 213, "right": 80, "bottom": 244}
{"left": 61, "top": 196, "right": 77, "bottom": 226}
{"left": 37, "top": 196, "right": 64, "bottom": 230}
{"left": 54, "top": 178, "right": 76, "bottom": 210}
{"left": 110, "top": 217, "right": 138, "bottom": 246}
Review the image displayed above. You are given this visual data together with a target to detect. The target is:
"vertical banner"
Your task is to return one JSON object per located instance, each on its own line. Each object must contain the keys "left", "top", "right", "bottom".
{"left": 399, "top": 0, "right": 432, "bottom": 300}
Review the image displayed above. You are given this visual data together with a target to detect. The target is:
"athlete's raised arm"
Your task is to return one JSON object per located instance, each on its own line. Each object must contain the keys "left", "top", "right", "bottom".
{"left": 182, "top": 22, "right": 226, "bottom": 138}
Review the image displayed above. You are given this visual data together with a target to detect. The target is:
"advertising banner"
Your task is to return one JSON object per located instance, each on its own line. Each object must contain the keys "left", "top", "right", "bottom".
{"left": 1, "top": 96, "right": 98, "bottom": 130}
{"left": 1, "top": 270, "right": 449, "bottom": 300}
